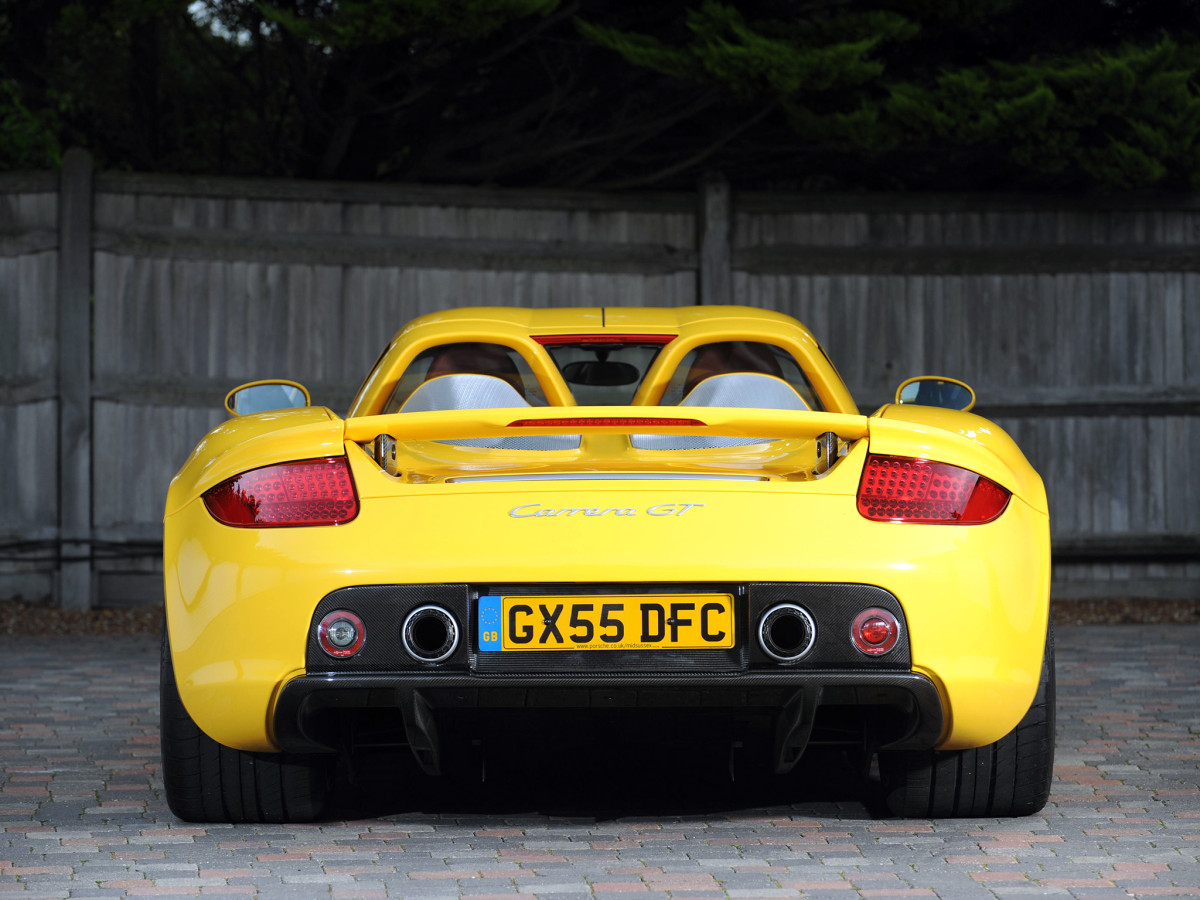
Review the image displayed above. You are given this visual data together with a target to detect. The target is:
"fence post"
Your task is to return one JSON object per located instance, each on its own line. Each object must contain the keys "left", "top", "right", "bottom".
{"left": 698, "top": 172, "right": 733, "bottom": 305}
{"left": 57, "top": 148, "right": 94, "bottom": 611}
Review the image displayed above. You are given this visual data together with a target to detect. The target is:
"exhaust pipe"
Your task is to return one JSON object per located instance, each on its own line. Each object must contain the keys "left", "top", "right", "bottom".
{"left": 758, "top": 603, "right": 816, "bottom": 663}
{"left": 402, "top": 605, "right": 460, "bottom": 664}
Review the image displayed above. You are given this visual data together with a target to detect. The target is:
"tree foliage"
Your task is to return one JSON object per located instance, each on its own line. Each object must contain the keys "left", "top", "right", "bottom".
{"left": 2, "top": 0, "right": 1199, "bottom": 190}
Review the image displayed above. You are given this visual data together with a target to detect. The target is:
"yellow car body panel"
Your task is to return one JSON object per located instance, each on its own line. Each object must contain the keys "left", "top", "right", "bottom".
{"left": 165, "top": 406, "right": 345, "bottom": 516}
{"left": 869, "top": 403, "right": 1048, "bottom": 514}
{"left": 165, "top": 447, "right": 1048, "bottom": 754}
{"left": 163, "top": 304, "right": 1051, "bottom": 811}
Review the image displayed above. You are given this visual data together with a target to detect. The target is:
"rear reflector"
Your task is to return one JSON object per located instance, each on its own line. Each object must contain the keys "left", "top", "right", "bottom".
{"left": 857, "top": 454, "right": 1010, "bottom": 524}
{"left": 203, "top": 457, "right": 359, "bottom": 527}
{"left": 508, "top": 416, "right": 705, "bottom": 428}
{"left": 318, "top": 610, "right": 365, "bottom": 658}
{"left": 851, "top": 608, "right": 900, "bottom": 656}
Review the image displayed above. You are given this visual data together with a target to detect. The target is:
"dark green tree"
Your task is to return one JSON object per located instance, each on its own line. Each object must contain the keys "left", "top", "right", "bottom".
{"left": 575, "top": 0, "right": 1200, "bottom": 189}
{"left": 0, "top": 78, "right": 60, "bottom": 169}
{"left": 2, "top": 0, "right": 1198, "bottom": 189}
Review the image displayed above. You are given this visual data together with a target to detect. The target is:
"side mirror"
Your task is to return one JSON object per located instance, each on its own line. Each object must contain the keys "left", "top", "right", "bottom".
{"left": 895, "top": 376, "right": 976, "bottom": 412}
{"left": 224, "top": 380, "right": 311, "bottom": 416}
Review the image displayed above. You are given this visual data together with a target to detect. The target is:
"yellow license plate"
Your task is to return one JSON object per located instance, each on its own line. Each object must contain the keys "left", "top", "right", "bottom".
{"left": 477, "top": 594, "right": 735, "bottom": 651}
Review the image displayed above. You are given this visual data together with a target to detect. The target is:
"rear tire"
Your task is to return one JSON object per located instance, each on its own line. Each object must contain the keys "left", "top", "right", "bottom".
{"left": 159, "top": 630, "right": 332, "bottom": 823}
{"left": 879, "top": 624, "right": 1055, "bottom": 818}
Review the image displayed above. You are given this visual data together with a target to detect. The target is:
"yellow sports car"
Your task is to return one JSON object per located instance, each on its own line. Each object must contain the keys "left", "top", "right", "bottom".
{"left": 161, "top": 305, "right": 1053, "bottom": 822}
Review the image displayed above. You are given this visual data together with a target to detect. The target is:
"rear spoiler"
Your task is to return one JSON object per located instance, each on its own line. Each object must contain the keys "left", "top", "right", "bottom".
{"left": 344, "top": 407, "right": 870, "bottom": 444}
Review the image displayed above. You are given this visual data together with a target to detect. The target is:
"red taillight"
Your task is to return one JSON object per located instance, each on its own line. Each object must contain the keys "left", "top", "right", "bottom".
{"left": 857, "top": 454, "right": 1010, "bottom": 524}
{"left": 202, "top": 457, "right": 359, "bottom": 527}
{"left": 852, "top": 608, "right": 900, "bottom": 656}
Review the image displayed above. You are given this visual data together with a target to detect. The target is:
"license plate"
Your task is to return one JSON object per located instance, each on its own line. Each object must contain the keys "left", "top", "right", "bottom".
{"left": 478, "top": 594, "right": 735, "bottom": 652}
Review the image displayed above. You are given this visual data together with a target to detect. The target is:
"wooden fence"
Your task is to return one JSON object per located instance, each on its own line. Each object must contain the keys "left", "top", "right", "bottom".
{"left": 1, "top": 149, "right": 1197, "bottom": 608}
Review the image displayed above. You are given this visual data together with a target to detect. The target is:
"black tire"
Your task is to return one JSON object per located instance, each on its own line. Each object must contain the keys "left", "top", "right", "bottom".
{"left": 159, "top": 629, "right": 332, "bottom": 823}
{"left": 879, "top": 623, "right": 1055, "bottom": 818}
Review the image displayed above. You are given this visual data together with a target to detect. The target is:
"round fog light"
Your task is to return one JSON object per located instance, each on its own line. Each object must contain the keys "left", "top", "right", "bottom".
{"left": 851, "top": 608, "right": 900, "bottom": 656}
{"left": 318, "top": 610, "right": 365, "bottom": 658}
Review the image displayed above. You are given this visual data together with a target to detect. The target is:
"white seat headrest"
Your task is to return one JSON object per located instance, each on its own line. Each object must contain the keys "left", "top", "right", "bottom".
{"left": 680, "top": 372, "right": 809, "bottom": 411}
{"left": 632, "top": 373, "right": 808, "bottom": 450}
{"left": 400, "top": 374, "right": 579, "bottom": 451}
{"left": 400, "top": 374, "right": 527, "bottom": 414}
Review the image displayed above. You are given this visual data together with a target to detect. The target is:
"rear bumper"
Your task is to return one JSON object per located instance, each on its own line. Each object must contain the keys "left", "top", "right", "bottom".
{"left": 272, "top": 581, "right": 943, "bottom": 773}
{"left": 273, "top": 669, "right": 945, "bottom": 774}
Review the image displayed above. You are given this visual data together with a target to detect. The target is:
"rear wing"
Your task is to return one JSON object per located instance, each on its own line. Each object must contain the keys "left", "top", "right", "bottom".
{"left": 343, "top": 407, "right": 870, "bottom": 445}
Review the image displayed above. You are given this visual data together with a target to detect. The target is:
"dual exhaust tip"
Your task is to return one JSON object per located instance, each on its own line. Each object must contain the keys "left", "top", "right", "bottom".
{"left": 319, "top": 602, "right": 898, "bottom": 663}
{"left": 757, "top": 603, "right": 818, "bottom": 662}
{"left": 401, "top": 605, "right": 459, "bottom": 663}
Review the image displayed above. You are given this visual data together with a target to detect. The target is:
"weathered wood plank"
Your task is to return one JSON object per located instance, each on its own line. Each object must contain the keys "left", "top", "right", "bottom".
{"left": 736, "top": 243, "right": 1200, "bottom": 275}
{"left": 1147, "top": 415, "right": 1168, "bottom": 532}
{"left": 95, "top": 171, "right": 696, "bottom": 213}
{"left": 1186, "top": 274, "right": 1200, "bottom": 385}
{"left": 56, "top": 148, "right": 93, "bottom": 610}
{"left": 1190, "top": 416, "right": 1200, "bottom": 537}
{"left": 93, "top": 225, "right": 698, "bottom": 274}
{"left": 0, "top": 401, "right": 58, "bottom": 533}
{"left": 0, "top": 172, "right": 58, "bottom": 194}
{"left": 1053, "top": 534, "right": 1200, "bottom": 562}
{"left": 699, "top": 175, "right": 732, "bottom": 306}
{"left": 0, "top": 229, "right": 56, "bottom": 257}
{"left": 0, "top": 254, "right": 56, "bottom": 379}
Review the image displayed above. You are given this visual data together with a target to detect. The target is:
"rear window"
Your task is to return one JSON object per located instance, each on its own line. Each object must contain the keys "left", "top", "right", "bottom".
{"left": 658, "top": 341, "right": 823, "bottom": 409}
{"left": 383, "top": 343, "right": 547, "bottom": 413}
{"left": 541, "top": 341, "right": 669, "bottom": 405}
{"left": 380, "top": 338, "right": 822, "bottom": 412}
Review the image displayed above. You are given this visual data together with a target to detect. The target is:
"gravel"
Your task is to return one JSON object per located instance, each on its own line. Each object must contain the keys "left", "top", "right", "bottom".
{"left": 1, "top": 601, "right": 164, "bottom": 636}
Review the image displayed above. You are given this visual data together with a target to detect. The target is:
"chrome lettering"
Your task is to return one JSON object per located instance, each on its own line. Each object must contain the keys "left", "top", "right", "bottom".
{"left": 510, "top": 502, "right": 701, "bottom": 518}
{"left": 647, "top": 502, "right": 705, "bottom": 517}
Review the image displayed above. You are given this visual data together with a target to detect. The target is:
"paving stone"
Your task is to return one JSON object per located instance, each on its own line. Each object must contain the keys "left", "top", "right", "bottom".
{"left": 2, "top": 627, "right": 1200, "bottom": 898}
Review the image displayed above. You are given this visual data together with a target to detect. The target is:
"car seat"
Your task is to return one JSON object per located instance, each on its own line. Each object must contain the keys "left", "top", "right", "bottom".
{"left": 400, "top": 374, "right": 579, "bottom": 450}
{"left": 631, "top": 372, "right": 808, "bottom": 450}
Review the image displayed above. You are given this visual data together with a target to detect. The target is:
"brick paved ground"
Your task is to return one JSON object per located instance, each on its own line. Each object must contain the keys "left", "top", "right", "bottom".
{"left": 1, "top": 625, "right": 1198, "bottom": 899}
